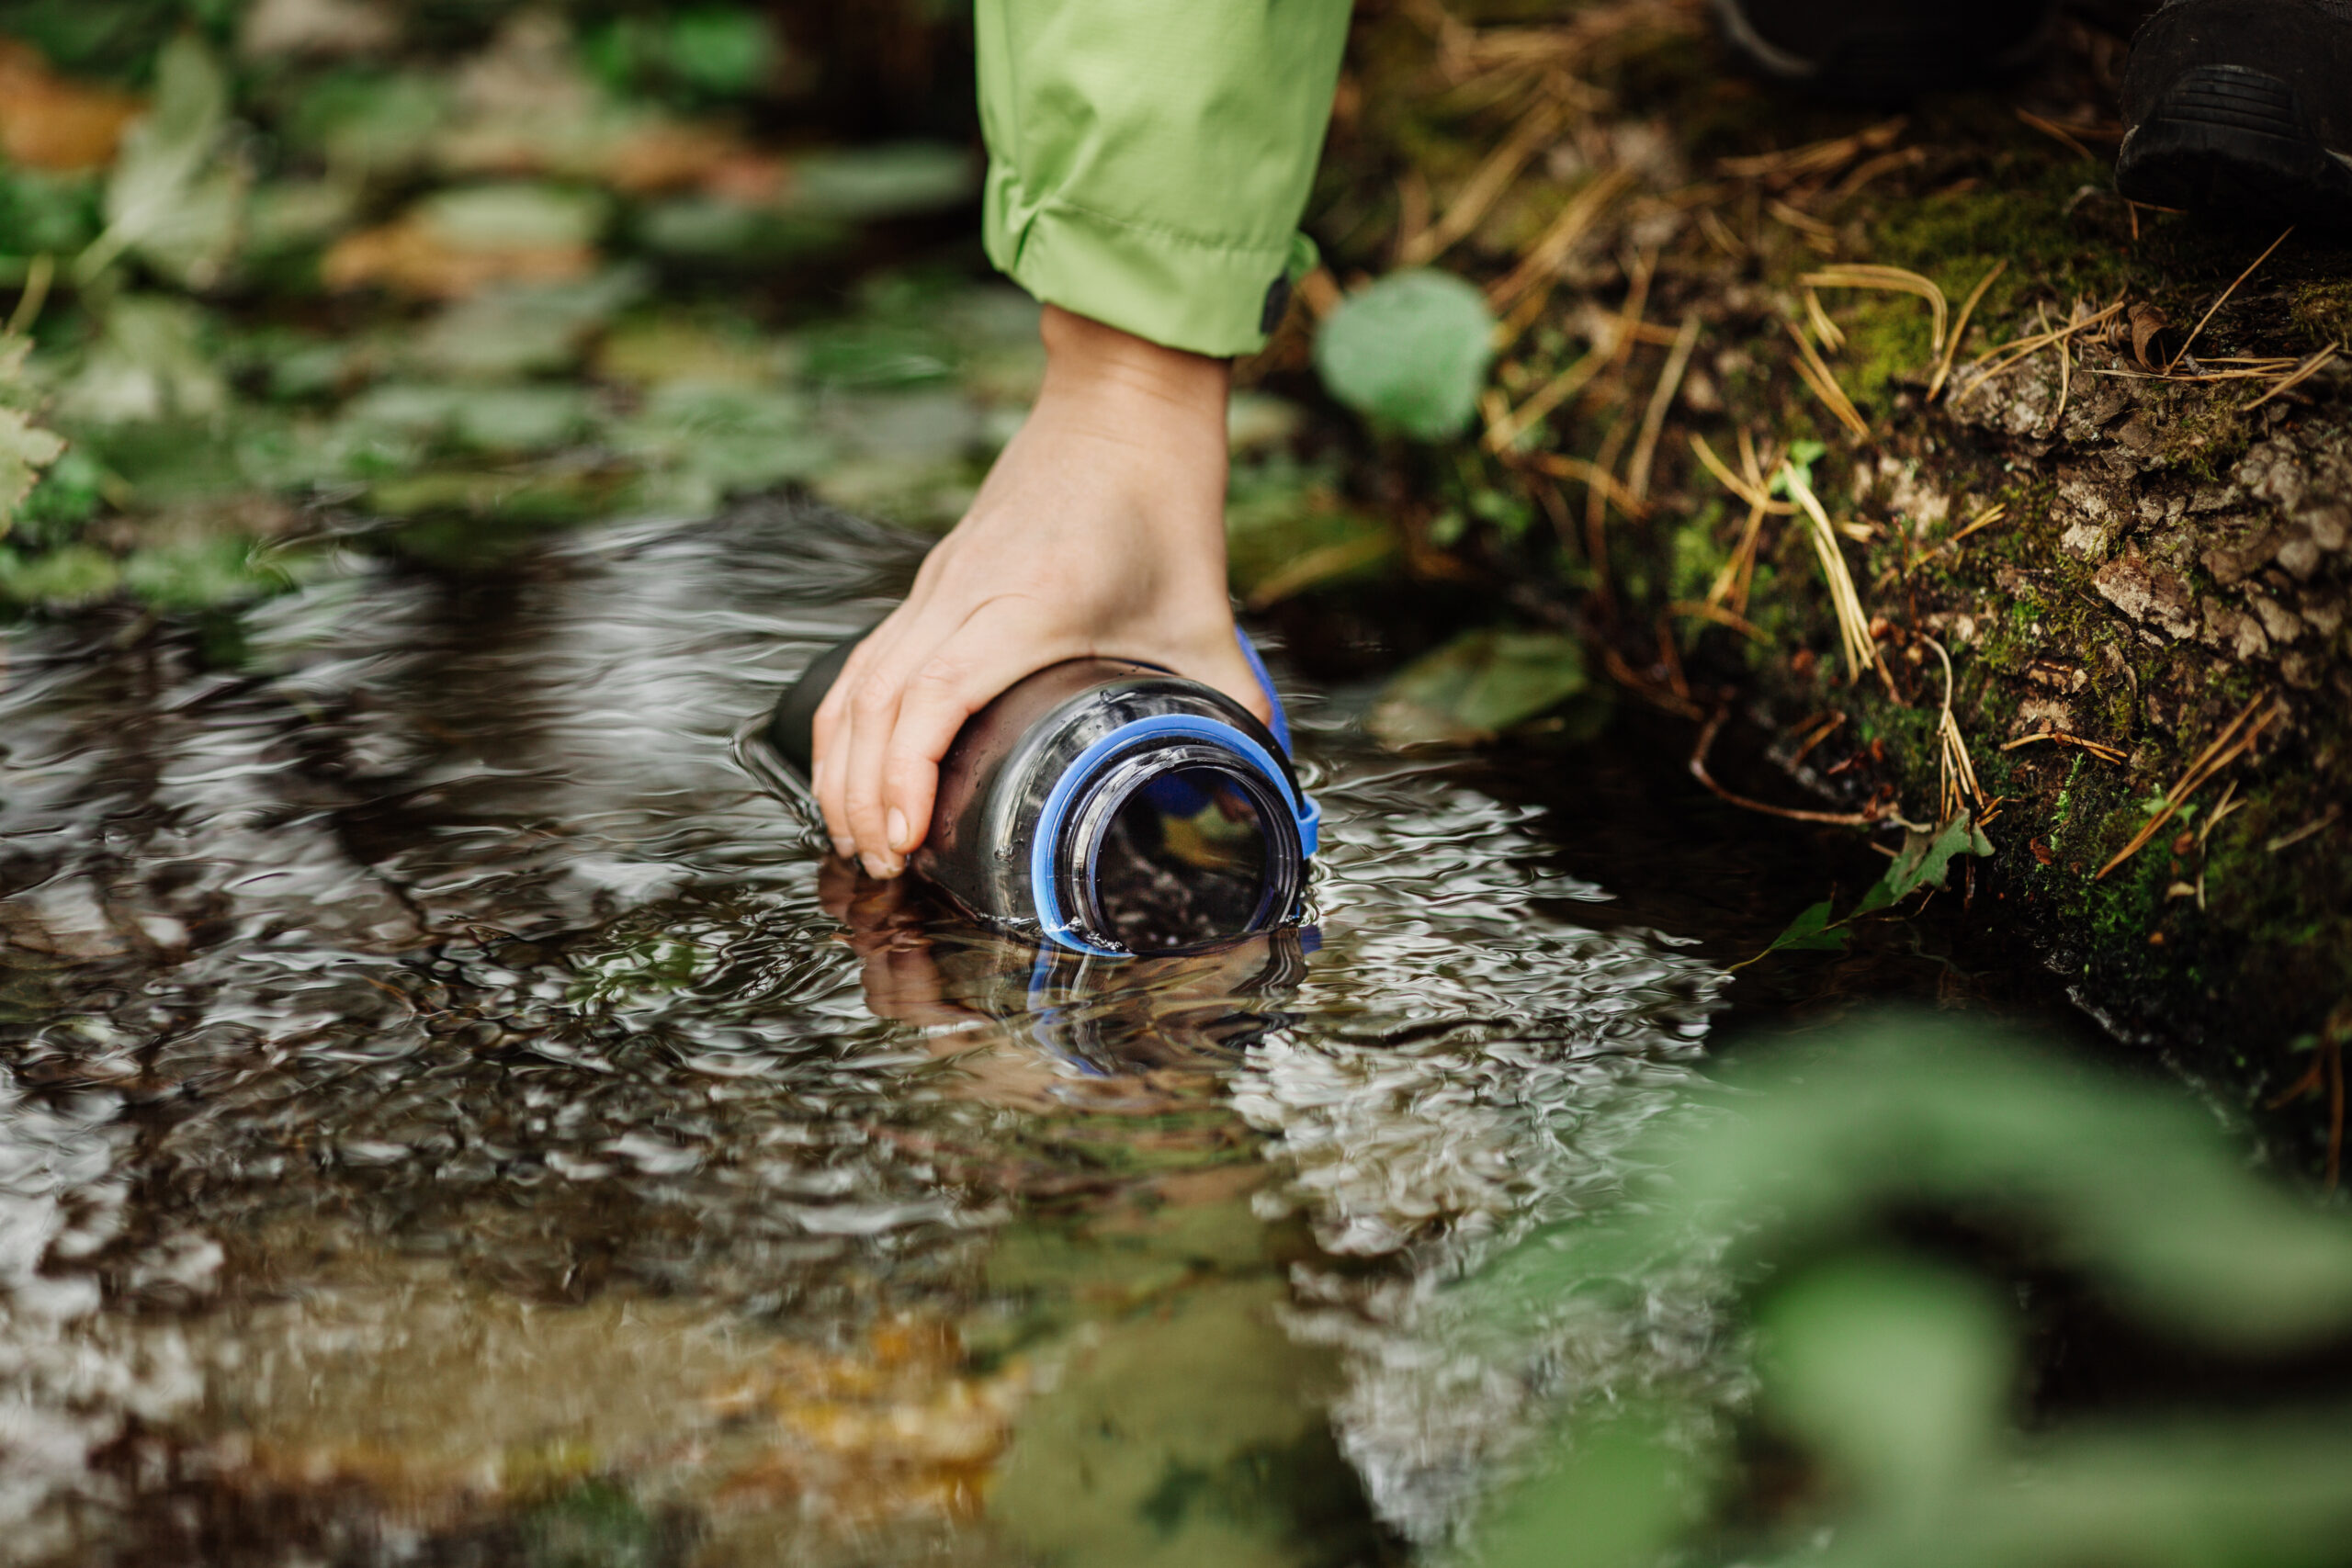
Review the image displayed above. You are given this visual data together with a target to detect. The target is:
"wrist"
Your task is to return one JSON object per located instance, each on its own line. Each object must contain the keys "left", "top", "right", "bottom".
{"left": 1037, "top": 304, "right": 1229, "bottom": 427}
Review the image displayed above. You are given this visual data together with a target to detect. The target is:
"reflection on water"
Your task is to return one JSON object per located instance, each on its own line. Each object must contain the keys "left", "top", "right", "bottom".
{"left": 0, "top": 502, "right": 1725, "bottom": 1563}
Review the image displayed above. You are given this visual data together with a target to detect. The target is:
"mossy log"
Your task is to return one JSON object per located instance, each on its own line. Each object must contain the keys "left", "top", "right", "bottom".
{"left": 1269, "top": 0, "right": 2351, "bottom": 1104}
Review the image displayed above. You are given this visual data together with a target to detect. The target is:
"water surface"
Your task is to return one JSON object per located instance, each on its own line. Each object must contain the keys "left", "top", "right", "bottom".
{"left": 0, "top": 501, "right": 2029, "bottom": 1565}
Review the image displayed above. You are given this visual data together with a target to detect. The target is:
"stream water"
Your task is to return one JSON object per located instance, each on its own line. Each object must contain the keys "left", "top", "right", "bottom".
{"left": 0, "top": 500, "right": 2087, "bottom": 1566}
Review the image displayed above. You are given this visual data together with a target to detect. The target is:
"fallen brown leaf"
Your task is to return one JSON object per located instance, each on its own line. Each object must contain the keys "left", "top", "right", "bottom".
{"left": 322, "top": 220, "right": 594, "bottom": 299}
{"left": 0, "top": 39, "right": 142, "bottom": 173}
{"left": 2129, "top": 303, "right": 2170, "bottom": 371}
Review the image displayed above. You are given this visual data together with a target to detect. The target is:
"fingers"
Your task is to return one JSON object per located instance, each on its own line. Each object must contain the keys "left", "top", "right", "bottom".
{"left": 841, "top": 654, "right": 906, "bottom": 877}
{"left": 876, "top": 610, "right": 1046, "bottom": 861}
{"left": 843, "top": 604, "right": 1049, "bottom": 879}
{"left": 811, "top": 603, "right": 922, "bottom": 861}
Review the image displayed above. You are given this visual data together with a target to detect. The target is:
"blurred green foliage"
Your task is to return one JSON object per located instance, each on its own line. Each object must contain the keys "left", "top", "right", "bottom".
{"left": 1480, "top": 1015, "right": 2352, "bottom": 1568}
{"left": 0, "top": 4, "right": 1012, "bottom": 619}
{"left": 582, "top": 7, "right": 779, "bottom": 104}
{"left": 1314, "top": 268, "right": 1496, "bottom": 441}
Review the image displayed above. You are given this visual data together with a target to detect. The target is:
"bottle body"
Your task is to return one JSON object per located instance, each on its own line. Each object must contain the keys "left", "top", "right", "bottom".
{"left": 761, "top": 638, "right": 1317, "bottom": 956}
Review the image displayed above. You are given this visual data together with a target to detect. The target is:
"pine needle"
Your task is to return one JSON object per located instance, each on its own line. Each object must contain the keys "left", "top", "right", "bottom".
{"left": 1803, "top": 288, "right": 1845, "bottom": 352}
{"left": 1690, "top": 709, "right": 1876, "bottom": 827}
{"left": 1951, "top": 299, "right": 2125, "bottom": 405}
{"left": 1924, "top": 636, "right": 1986, "bottom": 823}
{"left": 1780, "top": 460, "right": 1883, "bottom": 691}
{"left": 1785, "top": 321, "right": 1870, "bottom": 439}
{"left": 1702, "top": 439, "right": 1769, "bottom": 620}
{"left": 1998, "top": 730, "right": 2127, "bottom": 763}
{"left": 1928, "top": 260, "right": 2007, "bottom": 401}
{"left": 2095, "top": 695, "right": 2282, "bottom": 880}
{"left": 2169, "top": 226, "right": 2293, "bottom": 374}
{"left": 1803, "top": 265, "right": 1949, "bottom": 355}
{"left": 2016, "top": 107, "right": 2096, "bottom": 162}
{"left": 1690, "top": 433, "right": 1793, "bottom": 514}
{"left": 1718, "top": 118, "right": 1907, "bottom": 185}
{"left": 1667, "top": 599, "right": 1766, "bottom": 640}
{"left": 6, "top": 254, "right": 53, "bottom": 338}
{"left": 1400, "top": 96, "right": 1568, "bottom": 266}
{"left": 1626, "top": 310, "right": 1702, "bottom": 503}
{"left": 1484, "top": 342, "right": 1611, "bottom": 453}
{"left": 1908, "top": 501, "right": 2009, "bottom": 570}
{"left": 1487, "top": 167, "right": 1636, "bottom": 313}
{"left": 1526, "top": 450, "right": 1646, "bottom": 517}
{"left": 2244, "top": 342, "right": 2340, "bottom": 411}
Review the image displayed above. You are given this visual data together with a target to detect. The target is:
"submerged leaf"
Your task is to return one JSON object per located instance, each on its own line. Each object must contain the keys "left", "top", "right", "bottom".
{"left": 1370, "top": 627, "right": 1587, "bottom": 746}
{"left": 0, "top": 39, "right": 143, "bottom": 173}
{"left": 123, "top": 536, "right": 291, "bottom": 612}
{"left": 1483, "top": 1410, "right": 1690, "bottom": 1568}
{"left": 790, "top": 144, "right": 977, "bottom": 220}
{"left": 1314, "top": 269, "right": 1495, "bottom": 441}
{"left": 88, "top": 36, "right": 244, "bottom": 288}
{"left": 407, "top": 267, "right": 648, "bottom": 380}
{"left": 58, "top": 296, "right": 228, "bottom": 426}
{"left": 0, "top": 407, "right": 69, "bottom": 526}
{"left": 0, "top": 542, "right": 120, "bottom": 606}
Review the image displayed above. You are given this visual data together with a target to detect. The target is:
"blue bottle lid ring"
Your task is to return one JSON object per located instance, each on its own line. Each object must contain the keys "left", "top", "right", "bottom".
{"left": 1027, "top": 714, "right": 1317, "bottom": 956}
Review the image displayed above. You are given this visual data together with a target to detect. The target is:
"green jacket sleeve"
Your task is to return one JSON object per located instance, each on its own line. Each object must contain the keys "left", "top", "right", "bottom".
{"left": 976, "top": 0, "right": 1353, "bottom": 357}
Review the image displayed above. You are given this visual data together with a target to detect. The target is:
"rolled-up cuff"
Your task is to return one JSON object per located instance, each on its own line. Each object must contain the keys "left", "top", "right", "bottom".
{"left": 983, "top": 165, "right": 1306, "bottom": 358}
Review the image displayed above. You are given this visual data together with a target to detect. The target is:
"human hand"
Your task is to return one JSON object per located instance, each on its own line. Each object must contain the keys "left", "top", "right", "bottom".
{"left": 810, "top": 303, "right": 1265, "bottom": 878}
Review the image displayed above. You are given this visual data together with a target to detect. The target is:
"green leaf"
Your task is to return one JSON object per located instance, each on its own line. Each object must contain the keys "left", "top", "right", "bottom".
{"left": 414, "top": 184, "right": 608, "bottom": 253}
{"left": 606, "top": 382, "right": 831, "bottom": 513}
{"left": 1369, "top": 627, "right": 1586, "bottom": 746}
{"left": 790, "top": 144, "right": 977, "bottom": 221}
{"left": 0, "top": 406, "right": 68, "bottom": 529}
{"left": 0, "top": 544, "right": 119, "bottom": 607}
{"left": 1482, "top": 1409, "right": 1690, "bottom": 1568}
{"left": 58, "top": 295, "right": 228, "bottom": 426}
{"left": 1767, "top": 898, "right": 1850, "bottom": 955}
{"left": 1770, "top": 438, "right": 1828, "bottom": 499}
{"left": 287, "top": 72, "right": 447, "bottom": 176}
{"left": 664, "top": 8, "right": 780, "bottom": 96}
{"left": 1760, "top": 1258, "right": 2007, "bottom": 1506}
{"left": 1314, "top": 269, "right": 1495, "bottom": 441}
{"left": 122, "top": 536, "right": 289, "bottom": 613}
{"left": 1854, "top": 817, "right": 1994, "bottom": 917}
{"left": 87, "top": 36, "right": 244, "bottom": 289}
{"left": 407, "top": 268, "right": 649, "bottom": 381}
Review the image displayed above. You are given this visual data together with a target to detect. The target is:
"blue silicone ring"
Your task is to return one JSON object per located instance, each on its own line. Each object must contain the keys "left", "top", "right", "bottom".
{"left": 1028, "top": 715, "right": 1317, "bottom": 955}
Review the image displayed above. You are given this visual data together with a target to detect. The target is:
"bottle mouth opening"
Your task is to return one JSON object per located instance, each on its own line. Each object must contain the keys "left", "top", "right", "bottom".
{"left": 1057, "top": 743, "right": 1302, "bottom": 955}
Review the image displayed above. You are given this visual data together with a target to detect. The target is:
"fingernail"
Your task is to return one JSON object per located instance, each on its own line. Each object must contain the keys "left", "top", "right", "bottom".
{"left": 831, "top": 836, "right": 854, "bottom": 860}
{"left": 861, "top": 852, "right": 898, "bottom": 879}
{"left": 886, "top": 808, "right": 910, "bottom": 852}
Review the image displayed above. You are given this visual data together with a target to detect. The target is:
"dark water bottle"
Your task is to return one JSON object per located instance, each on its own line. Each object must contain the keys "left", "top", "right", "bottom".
{"left": 745, "top": 633, "right": 1319, "bottom": 957}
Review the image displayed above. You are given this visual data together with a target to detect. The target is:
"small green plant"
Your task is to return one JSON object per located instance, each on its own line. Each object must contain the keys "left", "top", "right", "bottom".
{"left": 1313, "top": 268, "right": 1496, "bottom": 441}
{"left": 1749, "top": 817, "right": 1996, "bottom": 963}
{"left": 1480, "top": 1015, "right": 2352, "bottom": 1568}
{"left": 0, "top": 335, "right": 67, "bottom": 529}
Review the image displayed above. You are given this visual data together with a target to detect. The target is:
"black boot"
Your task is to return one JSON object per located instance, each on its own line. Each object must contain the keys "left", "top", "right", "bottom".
{"left": 2117, "top": 0, "right": 2352, "bottom": 224}
{"left": 1712, "top": 0, "right": 2058, "bottom": 104}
